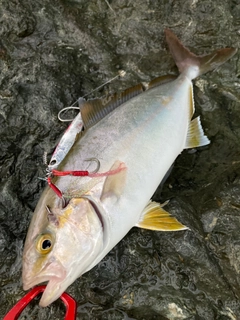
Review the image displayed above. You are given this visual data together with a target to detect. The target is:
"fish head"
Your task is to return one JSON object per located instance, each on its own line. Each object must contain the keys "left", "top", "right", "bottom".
{"left": 22, "top": 196, "right": 104, "bottom": 307}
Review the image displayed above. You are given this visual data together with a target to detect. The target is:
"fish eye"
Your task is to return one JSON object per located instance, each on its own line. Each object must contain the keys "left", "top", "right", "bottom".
{"left": 36, "top": 234, "right": 53, "bottom": 254}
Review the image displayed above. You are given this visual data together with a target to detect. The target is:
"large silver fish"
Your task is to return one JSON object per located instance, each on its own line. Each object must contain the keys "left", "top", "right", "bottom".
{"left": 22, "top": 29, "right": 237, "bottom": 307}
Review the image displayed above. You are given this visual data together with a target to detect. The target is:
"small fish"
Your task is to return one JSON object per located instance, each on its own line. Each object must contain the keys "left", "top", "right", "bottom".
{"left": 22, "top": 29, "right": 237, "bottom": 307}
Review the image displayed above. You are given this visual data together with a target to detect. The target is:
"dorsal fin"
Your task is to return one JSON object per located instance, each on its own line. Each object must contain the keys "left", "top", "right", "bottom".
{"left": 146, "top": 74, "right": 177, "bottom": 90}
{"left": 79, "top": 75, "right": 178, "bottom": 129}
{"left": 79, "top": 83, "right": 144, "bottom": 129}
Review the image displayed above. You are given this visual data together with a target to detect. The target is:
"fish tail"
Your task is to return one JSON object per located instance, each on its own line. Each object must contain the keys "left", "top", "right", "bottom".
{"left": 165, "top": 29, "right": 237, "bottom": 80}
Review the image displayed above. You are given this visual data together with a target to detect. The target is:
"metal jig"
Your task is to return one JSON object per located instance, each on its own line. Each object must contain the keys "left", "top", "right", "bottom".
{"left": 49, "top": 112, "right": 84, "bottom": 170}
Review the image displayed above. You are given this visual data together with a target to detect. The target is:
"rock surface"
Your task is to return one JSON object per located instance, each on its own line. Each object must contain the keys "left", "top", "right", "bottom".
{"left": 0, "top": 0, "right": 240, "bottom": 319}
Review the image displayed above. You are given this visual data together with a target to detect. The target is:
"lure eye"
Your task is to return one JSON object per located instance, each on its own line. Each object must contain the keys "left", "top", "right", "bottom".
{"left": 36, "top": 234, "right": 53, "bottom": 254}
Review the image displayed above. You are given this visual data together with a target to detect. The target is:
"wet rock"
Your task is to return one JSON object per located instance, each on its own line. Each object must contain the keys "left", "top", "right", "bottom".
{"left": 0, "top": 0, "right": 239, "bottom": 319}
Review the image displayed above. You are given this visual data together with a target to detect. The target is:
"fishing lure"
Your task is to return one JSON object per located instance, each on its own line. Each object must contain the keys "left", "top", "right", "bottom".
{"left": 48, "top": 70, "right": 126, "bottom": 171}
{"left": 48, "top": 107, "right": 84, "bottom": 171}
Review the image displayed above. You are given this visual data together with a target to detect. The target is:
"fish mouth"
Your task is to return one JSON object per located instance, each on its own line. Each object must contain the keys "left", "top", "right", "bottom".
{"left": 23, "top": 260, "right": 67, "bottom": 307}
{"left": 23, "top": 276, "right": 51, "bottom": 291}
{"left": 40, "top": 277, "right": 67, "bottom": 307}
{"left": 24, "top": 277, "right": 68, "bottom": 307}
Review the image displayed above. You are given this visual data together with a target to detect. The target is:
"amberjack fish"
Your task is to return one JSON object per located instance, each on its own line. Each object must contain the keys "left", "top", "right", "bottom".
{"left": 22, "top": 29, "right": 237, "bottom": 307}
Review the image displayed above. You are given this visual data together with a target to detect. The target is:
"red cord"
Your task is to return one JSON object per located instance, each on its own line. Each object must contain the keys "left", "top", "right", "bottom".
{"left": 47, "top": 176, "right": 63, "bottom": 198}
{"left": 47, "top": 162, "right": 126, "bottom": 198}
{"left": 52, "top": 169, "right": 89, "bottom": 176}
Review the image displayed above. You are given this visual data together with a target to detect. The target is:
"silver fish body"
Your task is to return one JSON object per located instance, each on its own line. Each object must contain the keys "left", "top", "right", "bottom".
{"left": 22, "top": 29, "right": 237, "bottom": 307}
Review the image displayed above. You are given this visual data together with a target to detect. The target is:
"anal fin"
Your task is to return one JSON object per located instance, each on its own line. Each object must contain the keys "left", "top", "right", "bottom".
{"left": 185, "top": 116, "right": 210, "bottom": 149}
{"left": 136, "top": 201, "right": 188, "bottom": 231}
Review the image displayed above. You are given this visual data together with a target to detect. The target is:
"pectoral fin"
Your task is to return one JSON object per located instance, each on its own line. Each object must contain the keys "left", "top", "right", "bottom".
{"left": 136, "top": 201, "right": 188, "bottom": 231}
{"left": 100, "top": 160, "right": 127, "bottom": 204}
{"left": 185, "top": 116, "right": 210, "bottom": 149}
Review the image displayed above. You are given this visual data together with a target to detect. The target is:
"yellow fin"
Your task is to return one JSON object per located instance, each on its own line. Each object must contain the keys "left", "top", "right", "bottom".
{"left": 185, "top": 116, "right": 210, "bottom": 149}
{"left": 136, "top": 201, "right": 188, "bottom": 231}
{"left": 100, "top": 160, "right": 127, "bottom": 204}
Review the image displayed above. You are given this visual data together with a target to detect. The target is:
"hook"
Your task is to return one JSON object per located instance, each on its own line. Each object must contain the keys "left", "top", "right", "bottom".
{"left": 57, "top": 70, "right": 126, "bottom": 122}
{"left": 58, "top": 106, "right": 80, "bottom": 122}
{"left": 84, "top": 158, "right": 100, "bottom": 174}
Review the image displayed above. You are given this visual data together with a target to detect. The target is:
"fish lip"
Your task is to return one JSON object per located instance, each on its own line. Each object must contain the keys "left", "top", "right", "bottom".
{"left": 23, "top": 276, "right": 67, "bottom": 307}
{"left": 23, "top": 276, "right": 48, "bottom": 291}
{"left": 22, "top": 259, "right": 66, "bottom": 292}
{"left": 23, "top": 275, "right": 61, "bottom": 291}
{"left": 39, "top": 277, "right": 65, "bottom": 307}
{"left": 23, "top": 264, "right": 67, "bottom": 307}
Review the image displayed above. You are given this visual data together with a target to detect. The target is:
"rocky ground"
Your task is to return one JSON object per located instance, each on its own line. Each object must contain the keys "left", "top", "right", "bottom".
{"left": 0, "top": 0, "right": 240, "bottom": 319}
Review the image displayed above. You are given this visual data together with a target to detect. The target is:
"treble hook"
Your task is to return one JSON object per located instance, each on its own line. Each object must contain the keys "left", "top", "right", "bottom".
{"left": 84, "top": 158, "right": 100, "bottom": 174}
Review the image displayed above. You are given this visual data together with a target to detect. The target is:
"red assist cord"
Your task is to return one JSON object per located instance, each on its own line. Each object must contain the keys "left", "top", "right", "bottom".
{"left": 3, "top": 285, "right": 77, "bottom": 320}
{"left": 46, "top": 163, "right": 126, "bottom": 199}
